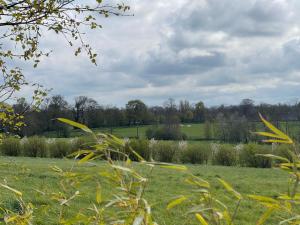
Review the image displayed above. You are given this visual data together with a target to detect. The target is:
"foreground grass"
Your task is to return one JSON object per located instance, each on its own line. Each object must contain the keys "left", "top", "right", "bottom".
{"left": 0, "top": 157, "right": 289, "bottom": 224}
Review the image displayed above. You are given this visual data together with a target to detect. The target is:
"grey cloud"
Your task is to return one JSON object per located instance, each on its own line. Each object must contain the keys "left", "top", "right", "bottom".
{"left": 13, "top": 0, "right": 300, "bottom": 106}
{"left": 174, "top": 0, "right": 293, "bottom": 37}
{"left": 143, "top": 50, "right": 226, "bottom": 76}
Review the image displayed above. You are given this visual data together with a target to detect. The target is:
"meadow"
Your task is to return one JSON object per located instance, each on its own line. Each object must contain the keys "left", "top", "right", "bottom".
{"left": 43, "top": 123, "right": 215, "bottom": 139}
{"left": 0, "top": 156, "right": 288, "bottom": 225}
{"left": 43, "top": 121, "right": 300, "bottom": 141}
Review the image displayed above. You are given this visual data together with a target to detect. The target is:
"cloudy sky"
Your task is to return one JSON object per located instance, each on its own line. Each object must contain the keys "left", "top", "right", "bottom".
{"left": 18, "top": 0, "right": 300, "bottom": 106}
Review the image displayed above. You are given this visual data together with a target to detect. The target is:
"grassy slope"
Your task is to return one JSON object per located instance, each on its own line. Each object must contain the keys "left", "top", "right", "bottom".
{"left": 0, "top": 157, "right": 288, "bottom": 224}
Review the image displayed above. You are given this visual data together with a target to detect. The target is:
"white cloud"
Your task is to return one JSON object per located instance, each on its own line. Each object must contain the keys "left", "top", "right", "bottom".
{"left": 13, "top": 0, "right": 300, "bottom": 106}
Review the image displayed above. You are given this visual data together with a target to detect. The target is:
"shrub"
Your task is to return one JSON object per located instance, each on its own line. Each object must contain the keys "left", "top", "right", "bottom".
{"left": 22, "top": 136, "right": 49, "bottom": 157}
{"left": 1, "top": 137, "right": 21, "bottom": 156}
{"left": 181, "top": 144, "right": 211, "bottom": 164}
{"left": 146, "top": 126, "right": 187, "bottom": 140}
{"left": 128, "top": 139, "right": 150, "bottom": 161}
{"left": 48, "top": 139, "right": 72, "bottom": 158}
{"left": 152, "top": 141, "right": 180, "bottom": 162}
{"left": 239, "top": 143, "right": 272, "bottom": 168}
{"left": 212, "top": 144, "right": 237, "bottom": 166}
{"left": 71, "top": 136, "right": 95, "bottom": 153}
{"left": 273, "top": 144, "right": 294, "bottom": 162}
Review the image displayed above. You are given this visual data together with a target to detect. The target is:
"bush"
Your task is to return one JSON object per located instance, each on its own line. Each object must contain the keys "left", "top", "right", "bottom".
{"left": 239, "top": 143, "right": 272, "bottom": 168}
{"left": 71, "top": 136, "right": 95, "bottom": 153}
{"left": 181, "top": 144, "right": 211, "bottom": 164}
{"left": 128, "top": 139, "right": 150, "bottom": 161}
{"left": 1, "top": 137, "right": 21, "bottom": 156}
{"left": 212, "top": 144, "right": 237, "bottom": 166}
{"left": 22, "top": 136, "right": 49, "bottom": 157}
{"left": 152, "top": 142, "right": 180, "bottom": 163}
{"left": 273, "top": 144, "right": 294, "bottom": 162}
{"left": 49, "top": 139, "right": 72, "bottom": 158}
{"left": 146, "top": 126, "right": 187, "bottom": 140}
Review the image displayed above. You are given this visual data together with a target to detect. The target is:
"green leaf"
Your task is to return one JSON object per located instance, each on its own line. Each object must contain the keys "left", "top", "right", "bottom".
{"left": 254, "top": 132, "right": 286, "bottom": 139}
{"left": 185, "top": 176, "right": 210, "bottom": 189}
{"left": 78, "top": 152, "right": 95, "bottom": 164}
{"left": 248, "top": 195, "right": 278, "bottom": 204}
{"left": 257, "top": 113, "right": 293, "bottom": 144}
{"left": 218, "top": 178, "right": 242, "bottom": 200}
{"left": 96, "top": 184, "right": 102, "bottom": 204}
{"left": 0, "top": 183, "right": 22, "bottom": 196}
{"left": 256, "top": 154, "right": 290, "bottom": 163}
{"left": 167, "top": 196, "right": 187, "bottom": 210}
{"left": 145, "top": 162, "right": 187, "bottom": 171}
{"left": 57, "top": 118, "right": 93, "bottom": 134}
{"left": 111, "top": 165, "right": 133, "bottom": 173}
{"left": 195, "top": 213, "right": 208, "bottom": 225}
{"left": 256, "top": 207, "right": 276, "bottom": 225}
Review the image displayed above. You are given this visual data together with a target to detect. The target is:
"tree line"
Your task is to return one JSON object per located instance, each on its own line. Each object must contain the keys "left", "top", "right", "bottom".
{"left": 10, "top": 96, "right": 300, "bottom": 138}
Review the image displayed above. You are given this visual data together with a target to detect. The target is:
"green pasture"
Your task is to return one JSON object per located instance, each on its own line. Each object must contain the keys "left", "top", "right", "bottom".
{"left": 0, "top": 157, "right": 289, "bottom": 224}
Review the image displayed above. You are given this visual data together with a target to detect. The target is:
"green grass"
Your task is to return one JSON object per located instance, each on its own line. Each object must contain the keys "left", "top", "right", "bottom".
{"left": 0, "top": 157, "right": 289, "bottom": 224}
{"left": 44, "top": 123, "right": 206, "bottom": 140}
{"left": 43, "top": 121, "right": 300, "bottom": 142}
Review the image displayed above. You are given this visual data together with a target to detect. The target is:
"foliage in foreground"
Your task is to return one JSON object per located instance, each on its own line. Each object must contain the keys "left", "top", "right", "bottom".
{"left": 0, "top": 114, "right": 299, "bottom": 224}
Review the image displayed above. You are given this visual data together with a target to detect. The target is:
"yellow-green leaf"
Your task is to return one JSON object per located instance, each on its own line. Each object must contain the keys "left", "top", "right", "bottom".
{"left": 78, "top": 152, "right": 94, "bottom": 164}
{"left": 256, "top": 207, "right": 276, "bottom": 225}
{"left": 256, "top": 154, "right": 290, "bottom": 163}
{"left": 258, "top": 113, "right": 293, "bottom": 144}
{"left": 195, "top": 213, "right": 208, "bottom": 225}
{"left": 0, "top": 183, "right": 22, "bottom": 196}
{"left": 248, "top": 195, "right": 278, "bottom": 204}
{"left": 57, "top": 118, "right": 93, "bottom": 134}
{"left": 167, "top": 196, "right": 187, "bottom": 210}
{"left": 218, "top": 178, "right": 242, "bottom": 200}
{"left": 185, "top": 176, "right": 210, "bottom": 189}
{"left": 254, "top": 131, "right": 286, "bottom": 139}
{"left": 96, "top": 184, "right": 102, "bottom": 204}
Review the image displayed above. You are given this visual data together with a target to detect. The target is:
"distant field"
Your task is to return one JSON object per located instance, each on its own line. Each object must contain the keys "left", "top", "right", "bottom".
{"left": 44, "top": 121, "right": 300, "bottom": 141}
{"left": 0, "top": 157, "right": 288, "bottom": 224}
{"left": 44, "top": 123, "right": 207, "bottom": 139}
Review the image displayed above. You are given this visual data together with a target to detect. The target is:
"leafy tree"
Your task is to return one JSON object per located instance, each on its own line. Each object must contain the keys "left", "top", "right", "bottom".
{"left": 0, "top": 0, "right": 130, "bottom": 134}
{"left": 74, "top": 96, "right": 99, "bottom": 125}
{"left": 194, "top": 101, "right": 205, "bottom": 122}
{"left": 126, "top": 99, "right": 148, "bottom": 125}
{"left": 47, "top": 95, "right": 71, "bottom": 136}
{"left": 179, "top": 100, "right": 193, "bottom": 123}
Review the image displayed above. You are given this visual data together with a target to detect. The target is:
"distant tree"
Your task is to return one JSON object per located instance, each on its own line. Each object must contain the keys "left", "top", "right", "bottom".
{"left": 85, "top": 100, "right": 102, "bottom": 128}
{"left": 194, "top": 101, "right": 206, "bottom": 122}
{"left": 13, "top": 98, "right": 30, "bottom": 115}
{"left": 149, "top": 106, "right": 165, "bottom": 124}
{"left": 104, "top": 107, "right": 126, "bottom": 128}
{"left": 240, "top": 99, "right": 255, "bottom": 119}
{"left": 163, "top": 98, "right": 180, "bottom": 127}
{"left": 204, "top": 121, "right": 212, "bottom": 140}
{"left": 47, "top": 95, "right": 71, "bottom": 137}
{"left": 215, "top": 112, "right": 250, "bottom": 143}
{"left": 179, "top": 100, "right": 193, "bottom": 123}
{"left": 74, "top": 96, "right": 92, "bottom": 124}
{"left": 125, "top": 100, "right": 148, "bottom": 125}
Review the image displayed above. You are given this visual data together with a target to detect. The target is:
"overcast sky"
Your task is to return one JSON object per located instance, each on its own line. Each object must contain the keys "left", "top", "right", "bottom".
{"left": 18, "top": 0, "right": 300, "bottom": 107}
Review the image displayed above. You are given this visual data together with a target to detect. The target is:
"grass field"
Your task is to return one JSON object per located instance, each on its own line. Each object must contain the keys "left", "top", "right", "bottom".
{"left": 43, "top": 121, "right": 300, "bottom": 141}
{"left": 0, "top": 157, "right": 289, "bottom": 224}
{"left": 43, "top": 123, "right": 207, "bottom": 140}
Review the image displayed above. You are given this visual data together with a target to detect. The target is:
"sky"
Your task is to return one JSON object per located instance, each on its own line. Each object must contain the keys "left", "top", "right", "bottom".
{"left": 16, "top": 0, "right": 300, "bottom": 107}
